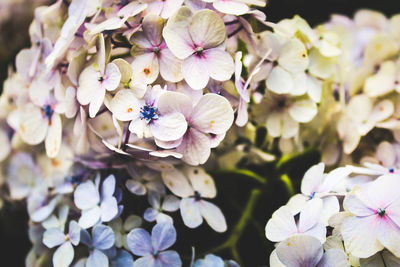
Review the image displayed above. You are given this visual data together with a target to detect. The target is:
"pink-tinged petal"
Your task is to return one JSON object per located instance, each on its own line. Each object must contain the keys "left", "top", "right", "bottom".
{"left": 176, "top": 128, "right": 211, "bottom": 166}
{"left": 317, "top": 249, "right": 349, "bottom": 267}
{"left": 360, "top": 175, "right": 400, "bottom": 210}
{"left": 180, "top": 198, "right": 203, "bottom": 228}
{"left": 387, "top": 198, "right": 400, "bottom": 227}
{"left": 203, "top": 48, "right": 234, "bottom": 82}
{"left": 186, "top": 167, "right": 216, "bottom": 198}
{"left": 131, "top": 32, "right": 153, "bottom": 53}
{"left": 341, "top": 216, "right": 383, "bottom": 258}
{"left": 19, "top": 104, "right": 48, "bottom": 145}
{"left": 77, "top": 66, "right": 101, "bottom": 105}
{"left": 89, "top": 87, "right": 106, "bottom": 118}
{"left": 161, "top": 168, "right": 194, "bottom": 198}
{"left": 213, "top": 0, "right": 249, "bottom": 16}
{"left": 190, "top": 93, "right": 234, "bottom": 134}
{"left": 45, "top": 114, "right": 62, "bottom": 158}
{"left": 182, "top": 55, "right": 209, "bottom": 90}
{"left": 103, "top": 63, "right": 122, "bottom": 91}
{"left": 79, "top": 206, "right": 101, "bottom": 229}
{"left": 29, "top": 78, "right": 52, "bottom": 107}
{"left": 344, "top": 191, "right": 376, "bottom": 216}
{"left": 265, "top": 206, "right": 297, "bottom": 242}
{"left": 276, "top": 235, "right": 323, "bottom": 267}
{"left": 188, "top": 9, "right": 226, "bottom": 49}
{"left": 155, "top": 137, "right": 183, "bottom": 149}
{"left": 150, "top": 112, "right": 187, "bottom": 141}
{"left": 129, "top": 117, "right": 152, "bottom": 138}
{"left": 159, "top": 48, "right": 183, "bottom": 82}
{"left": 160, "top": 0, "right": 184, "bottom": 19}
{"left": 198, "top": 200, "right": 227, "bottom": 232}
{"left": 162, "top": 7, "right": 195, "bottom": 59}
{"left": 298, "top": 198, "right": 323, "bottom": 233}
{"left": 301, "top": 163, "right": 325, "bottom": 197}
{"left": 157, "top": 91, "right": 193, "bottom": 118}
{"left": 118, "top": 1, "right": 148, "bottom": 18}
{"left": 376, "top": 216, "right": 400, "bottom": 257}
{"left": 142, "top": 13, "right": 164, "bottom": 46}
{"left": 236, "top": 99, "right": 249, "bottom": 127}
{"left": 110, "top": 90, "right": 142, "bottom": 121}
{"left": 131, "top": 53, "right": 160, "bottom": 84}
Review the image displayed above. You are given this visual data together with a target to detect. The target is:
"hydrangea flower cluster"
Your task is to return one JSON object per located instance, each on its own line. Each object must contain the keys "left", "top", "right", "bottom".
{"left": 2, "top": 0, "right": 400, "bottom": 266}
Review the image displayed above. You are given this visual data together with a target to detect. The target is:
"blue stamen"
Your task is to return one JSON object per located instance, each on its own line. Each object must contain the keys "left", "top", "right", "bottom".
{"left": 140, "top": 104, "right": 158, "bottom": 123}
{"left": 309, "top": 192, "right": 316, "bottom": 200}
{"left": 153, "top": 250, "right": 159, "bottom": 258}
{"left": 43, "top": 104, "right": 54, "bottom": 120}
{"left": 389, "top": 167, "right": 395, "bottom": 173}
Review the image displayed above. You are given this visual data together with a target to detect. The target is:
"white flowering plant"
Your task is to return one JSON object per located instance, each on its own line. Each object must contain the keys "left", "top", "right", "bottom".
{"left": 1, "top": 0, "right": 400, "bottom": 266}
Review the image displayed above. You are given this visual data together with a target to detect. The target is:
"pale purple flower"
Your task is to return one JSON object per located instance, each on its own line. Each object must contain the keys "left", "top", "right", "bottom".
{"left": 163, "top": 7, "right": 234, "bottom": 90}
{"left": 286, "top": 163, "right": 350, "bottom": 224}
{"left": 155, "top": 92, "right": 234, "bottom": 165}
{"left": 273, "top": 235, "right": 349, "bottom": 267}
{"left": 130, "top": 13, "right": 183, "bottom": 83}
{"left": 341, "top": 174, "right": 400, "bottom": 258}
{"left": 265, "top": 199, "right": 326, "bottom": 244}
{"left": 74, "top": 174, "right": 120, "bottom": 229}
{"left": 43, "top": 221, "right": 81, "bottom": 267}
{"left": 144, "top": 192, "right": 180, "bottom": 224}
{"left": 110, "top": 86, "right": 187, "bottom": 142}
{"left": 81, "top": 224, "right": 116, "bottom": 267}
{"left": 162, "top": 167, "right": 227, "bottom": 232}
{"left": 77, "top": 34, "right": 122, "bottom": 118}
{"left": 127, "top": 222, "right": 182, "bottom": 267}
{"left": 193, "top": 254, "right": 239, "bottom": 267}
{"left": 140, "top": 0, "right": 184, "bottom": 19}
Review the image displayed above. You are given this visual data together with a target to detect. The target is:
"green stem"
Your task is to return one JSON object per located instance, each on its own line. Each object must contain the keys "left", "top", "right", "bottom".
{"left": 280, "top": 174, "right": 295, "bottom": 196}
{"left": 211, "top": 169, "right": 267, "bottom": 184}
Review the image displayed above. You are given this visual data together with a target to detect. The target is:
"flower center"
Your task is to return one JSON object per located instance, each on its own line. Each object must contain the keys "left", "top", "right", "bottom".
{"left": 195, "top": 47, "right": 204, "bottom": 56}
{"left": 98, "top": 76, "right": 105, "bottom": 82}
{"left": 140, "top": 104, "right": 159, "bottom": 123}
{"left": 389, "top": 167, "right": 395, "bottom": 173}
{"left": 308, "top": 192, "right": 316, "bottom": 200}
{"left": 153, "top": 250, "right": 159, "bottom": 258}
{"left": 43, "top": 104, "right": 54, "bottom": 120}
{"left": 194, "top": 191, "right": 202, "bottom": 201}
{"left": 377, "top": 207, "right": 386, "bottom": 217}
{"left": 153, "top": 46, "right": 160, "bottom": 55}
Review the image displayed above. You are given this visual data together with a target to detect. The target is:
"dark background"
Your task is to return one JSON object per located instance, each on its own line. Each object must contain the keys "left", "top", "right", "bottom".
{"left": 1, "top": 0, "right": 400, "bottom": 266}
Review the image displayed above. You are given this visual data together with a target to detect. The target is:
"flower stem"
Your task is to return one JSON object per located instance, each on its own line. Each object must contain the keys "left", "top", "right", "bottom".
{"left": 211, "top": 169, "right": 267, "bottom": 184}
{"left": 280, "top": 174, "right": 295, "bottom": 196}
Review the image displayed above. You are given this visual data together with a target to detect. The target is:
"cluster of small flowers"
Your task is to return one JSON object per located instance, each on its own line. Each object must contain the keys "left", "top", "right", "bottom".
{"left": 266, "top": 158, "right": 400, "bottom": 266}
{"left": 2, "top": 0, "right": 400, "bottom": 265}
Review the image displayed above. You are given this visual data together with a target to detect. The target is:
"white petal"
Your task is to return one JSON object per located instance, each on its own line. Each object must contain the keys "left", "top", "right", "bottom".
{"left": 19, "top": 104, "right": 48, "bottom": 145}
{"left": 301, "top": 163, "right": 325, "bottom": 196}
{"left": 265, "top": 206, "right": 297, "bottom": 242}
{"left": 161, "top": 168, "right": 194, "bottom": 198}
{"left": 182, "top": 55, "right": 210, "bottom": 90}
{"left": 103, "top": 63, "right": 122, "bottom": 91}
{"left": 298, "top": 198, "right": 323, "bottom": 233}
{"left": 88, "top": 87, "right": 106, "bottom": 118}
{"left": 45, "top": 114, "right": 62, "bottom": 158}
{"left": 288, "top": 99, "right": 317, "bottom": 123}
{"left": 159, "top": 48, "right": 183, "bottom": 82}
{"left": 199, "top": 200, "right": 227, "bottom": 232}
{"left": 150, "top": 112, "right": 188, "bottom": 141}
{"left": 213, "top": 0, "right": 249, "bottom": 15}
{"left": 176, "top": 128, "right": 211, "bottom": 166}
{"left": 131, "top": 53, "right": 159, "bottom": 84}
{"left": 317, "top": 249, "right": 349, "bottom": 267}
{"left": 190, "top": 93, "right": 234, "bottom": 135}
{"left": 100, "top": 197, "right": 118, "bottom": 222}
{"left": 266, "top": 66, "right": 294, "bottom": 94}
{"left": 180, "top": 198, "right": 203, "bottom": 228}
{"left": 278, "top": 38, "right": 309, "bottom": 73}
{"left": 77, "top": 66, "right": 100, "bottom": 105}
{"left": 204, "top": 48, "right": 234, "bottom": 82}
{"left": 79, "top": 207, "right": 101, "bottom": 229}
{"left": 43, "top": 228, "right": 65, "bottom": 248}
{"left": 185, "top": 167, "right": 216, "bottom": 198}
{"left": 341, "top": 216, "right": 383, "bottom": 258}
{"left": 53, "top": 242, "right": 74, "bottom": 267}
{"left": 110, "top": 90, "right": 141, "bottom": 121}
